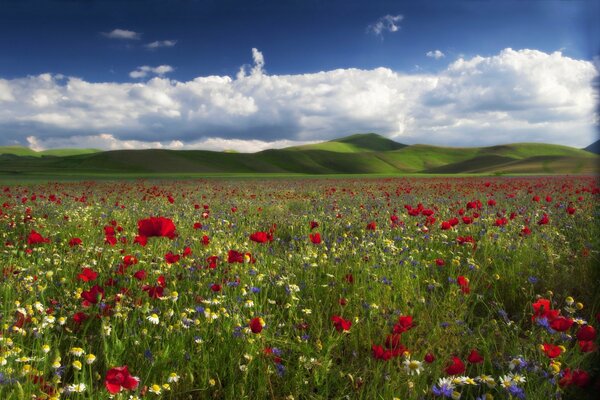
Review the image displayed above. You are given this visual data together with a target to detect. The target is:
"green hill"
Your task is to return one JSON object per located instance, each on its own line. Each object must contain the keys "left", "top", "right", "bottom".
{"left": 0, "top": 134, "right": 597, "bottom": 176}
{"left": 0, "top": 146, "right": 100, "bottom": 157}
{"left": 286, "top": 133, "right": 406, "bottom": 153}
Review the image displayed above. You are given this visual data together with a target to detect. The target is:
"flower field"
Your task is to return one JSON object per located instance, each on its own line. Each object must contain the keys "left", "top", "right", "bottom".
{"left": 0, "top": 176, "right": 599, "bottom": 399}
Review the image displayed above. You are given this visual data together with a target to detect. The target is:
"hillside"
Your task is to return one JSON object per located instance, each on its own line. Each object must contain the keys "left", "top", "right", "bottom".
{"left": 0, "top": 134, "right": 597, "bottom": 176}
{"left": 0, "top": 146, "right": 100, "bottom": 157}
{"left": 584, "top": 139, "right": 600, "bottom": 155}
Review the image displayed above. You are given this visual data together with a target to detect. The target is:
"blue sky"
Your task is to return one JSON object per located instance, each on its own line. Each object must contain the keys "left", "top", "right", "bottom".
{"left": 0, "top": 0, "right": 598, "bottom": 151}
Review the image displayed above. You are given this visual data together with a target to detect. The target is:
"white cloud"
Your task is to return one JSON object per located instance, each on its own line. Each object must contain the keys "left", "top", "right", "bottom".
{"left": 426, "top": 50, "right": 445, "bottom": 60}
{"left": 145, "top": 40, "right": 177, "bottom": 49}
{"left": 102, "top": 29, "right": 141, "bottom": 40}
{"left": 129, "top": 65, "right": 174, "bottom": 79}
{"left": 367, "top": 15, "right": 403, "bottom": 37}
{"left": 0, "top": 48, "right": 597, "bottom": 150}
{"left": 26, "top": 133, "right": 316, "bottom": 153}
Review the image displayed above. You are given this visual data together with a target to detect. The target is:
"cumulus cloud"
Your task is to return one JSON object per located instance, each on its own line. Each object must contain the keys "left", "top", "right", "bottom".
{"left": 367, "top": 15, "right": 403, "bottom": 37}
{"left": 102, "top": 28, "right": 141, "bottom": 40}
{"left": 129, "top": 65, "right": 174, "bottom": 79}
{"left": 0, "top": 48, "right": 597, "bottom": 150}
{"left": 145, "top": 40, "right": 177, "bottom": 49}
{"left": 426, "top": 50, "right": 445, "bottom": 59}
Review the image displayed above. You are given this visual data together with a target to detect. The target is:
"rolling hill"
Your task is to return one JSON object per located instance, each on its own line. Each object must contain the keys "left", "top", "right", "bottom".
{"left": 0, "top": 133, "right": 597, "bottom": 176}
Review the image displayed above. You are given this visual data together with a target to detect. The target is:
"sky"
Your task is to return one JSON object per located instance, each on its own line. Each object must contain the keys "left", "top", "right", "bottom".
{"left": 0, "top": 0, "right": 598, "bottom": 152}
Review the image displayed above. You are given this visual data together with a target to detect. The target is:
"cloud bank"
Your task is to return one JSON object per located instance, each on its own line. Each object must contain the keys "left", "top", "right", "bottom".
{"left": 0, "top": 48, "right": 596, "bottom": 151}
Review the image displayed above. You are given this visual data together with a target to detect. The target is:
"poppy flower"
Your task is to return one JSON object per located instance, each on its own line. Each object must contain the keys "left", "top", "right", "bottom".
{"left": 105, "top": 366, "right": 140, "bottom": 394}
{"left": 81, "top": 285, "right": 105, "bottom": 304}
{"left": 457, "top": 276, "right": 470, "bottom": 294}
{"left": 69, "top": 237, "right": 82, "bottom": 247}
{"left": 550, "top": 317, "right": 574, "bottom": 332}
{"left": 435, "top": 258, "right": 445, "bottom": 266}
{"left": 227, "top": 250, "right": 244, "bottom": 263}
{"left": 440, "top": 221, "right": 452, "bottom": 230}
{"left": 393, "top": 315, "right": 414, "bottom": 334}
{"left": 578, "top": 340, "right": 597, "bottom": 353}
{"left": 537, "top": 213, "right": 549, "bottom": 225}
{"left": 366, "top": 221, "right": 377, "bottom": 231}
{"left": 310, "top": 221, "right": 319, "bottom": 230}
{"left": 467, "top": 349, "right": 484, "bottom": 364}
{"left": 520, "top": 226, "right": 531, "bottom": 236}
{"left": 372, "top": 344, "right": 392, "bottom": 361}
{"left": 137, "top": 217, "right": 177, "bottom": 239}
{"left": 77, "top": 267, "right": 98, "bottom": 282}
{"left": 331, "top": 315, "right": 352, "bottom": 332}
{"left": 165, "top": 252, "right": 180, "bottom": 264}
{"left": 250, "top": 317, "right": 264, "bottom": 334}
{"left": 28, "top": 230, "right": 49, "bottom": 245}
{"left": 133, "top": 235, "right": 148, "bottom": 246}
{"left": 133, "top": 270, "right": 147, "bottom": 280}
{"left": 445, "top": 356, "right": 466, "bottom": 375}
{"left": 309, "top": 233, "right": 322, "bottom": 244}
{"left": 424, "top": 352, "right": 435, "bottom": 363}
{"left": 250, "top": 231, "right": 273, "bottom": 243}
{"left": 541, "top": 343, "right": 561, "bottom": 358}
{"left": 576, "top": 325, "right": 596, "bottom": 341}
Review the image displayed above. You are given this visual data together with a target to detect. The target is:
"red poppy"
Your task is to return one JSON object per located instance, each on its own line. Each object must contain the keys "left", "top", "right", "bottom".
{"left": 69, "top": 237, "right": 82, "bottom": 247}
{"left": 578, "top": 340, "right": 597, "bottom": 353}
{"left": 537, "top": 213, "right": 549, "bottom": 225}
{"left": 440, "top": 221, "right": 452, "bottom": 230}
{"left": 393, "top": 315, "right": 414, "bottom": 334}
{"left": 250, "top": 317, "right": 264, "bottom": 333}
{"left": 467, "top": 349, "right": 484, "bottom": 364}
{"left": 105, "top": 366, "right": 140, "bottom": 394}
{"left": 424, "top": 352, "right": 435, "bottom": 363}
{"left": 331, "top": 315, "right": 352, "bottom": 332}
{"left": 520, "top": 226, "right": 532, "bottom": 236}
{"left": 133, "top": 235, "right": 148, "bottom": 246}
{"left": 310, "top": 221, "right": 319, "bottom": 230}
{"left": 227, "top": 250, "right": 244, "bottom": 263}
{"left": 77, "top": 267, "right": 98, "bottom": 282}
{"left": 445, "top": 356, "right": 466, "bottom": 375}
{"left": 366, "top": 221, "right": 377, "bottom": 231}
{"left": 202, "top": 235, "right": 210, "bottom": 245}
{"left": 81, "top": 285, "right": 104, "bottom": 304}
{"left": 165, "top": 252, "right": 181, "bottom": 264}
{"left": 457, "top": 276, "right": 470, "bottom": 294}
{"left": 435, "top": 258, "right": 445, "bottom": 266}
{"left": 133, "top": 270, "right": 147, "bottom": 280}
{"left": 210, "top": 283, "right": 222, "bottom": 292}
{"left": 250, "top": 231, "right": 273, "bottom": 243}
{"left": 137, "top": 217, "right": 177, "bottom": 239}
{"left": 550, "top": 317, "right": 574, "bottom": 332}
{"left": 309, "top": 233, "right": 322, "bottom": 244}
{"left": 542, "top": 343, "right": 561, "bottom": 358}
{"left": 576, "top": 325, "right": 596, "bottom": 341}
{"left": 28, "top": 230, "right": 49, "bottom": 245}
{"left": 372, "top": 344, "right": 392, "bottom": 361}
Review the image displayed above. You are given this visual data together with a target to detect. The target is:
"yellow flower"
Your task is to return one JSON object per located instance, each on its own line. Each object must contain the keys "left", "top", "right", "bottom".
{"left": 72, "top": 360, "right": 82, "bottom": 370}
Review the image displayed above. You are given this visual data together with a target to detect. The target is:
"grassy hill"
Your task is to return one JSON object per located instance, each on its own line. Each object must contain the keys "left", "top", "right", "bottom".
{"left": 0, "top": 134, "right": 597, "bottom": 176}
{"left": 0, "top": 146, "right": 100, "bottom": 157}
{"left": 286, "top": 133, "right": 406, "bottom": 153}
{"left": 584, "top": 139, "right": 600, "bottom": 155}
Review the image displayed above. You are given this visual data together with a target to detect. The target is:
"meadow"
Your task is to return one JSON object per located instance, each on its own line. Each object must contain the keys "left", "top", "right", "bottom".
{"left": 0, "top": 176, "right": 598, "bottom": 399}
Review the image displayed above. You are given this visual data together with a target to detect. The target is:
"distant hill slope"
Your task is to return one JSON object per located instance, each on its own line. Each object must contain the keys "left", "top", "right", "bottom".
{"left": 0, "top": 134, "right": 597, "bottom": 176}
{"left": 286, "top": 133, "right": 407, "bottom": 153}
{"left": 584, "top": 139, "right": 600, "bottom": 154}
{"left": 0, "top": 146, "right": 100, "bottom": 157}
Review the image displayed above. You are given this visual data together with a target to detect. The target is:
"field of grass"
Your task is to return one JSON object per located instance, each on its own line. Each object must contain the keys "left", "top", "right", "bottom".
{"left": 0, "top": 176, "right": 598, "bottom": 399}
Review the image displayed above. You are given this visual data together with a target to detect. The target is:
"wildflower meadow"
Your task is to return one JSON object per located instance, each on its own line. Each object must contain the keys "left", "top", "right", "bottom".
{"left": 0, "top": 176, "right": 598, "bottom": 399}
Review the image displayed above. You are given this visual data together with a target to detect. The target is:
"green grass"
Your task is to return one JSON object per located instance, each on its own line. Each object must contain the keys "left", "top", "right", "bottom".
{"left": 0, "top": 146, "right": 100, "bottom": 157}
{"left": 0, "top": 177, "right": 598, "bottom": 399}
